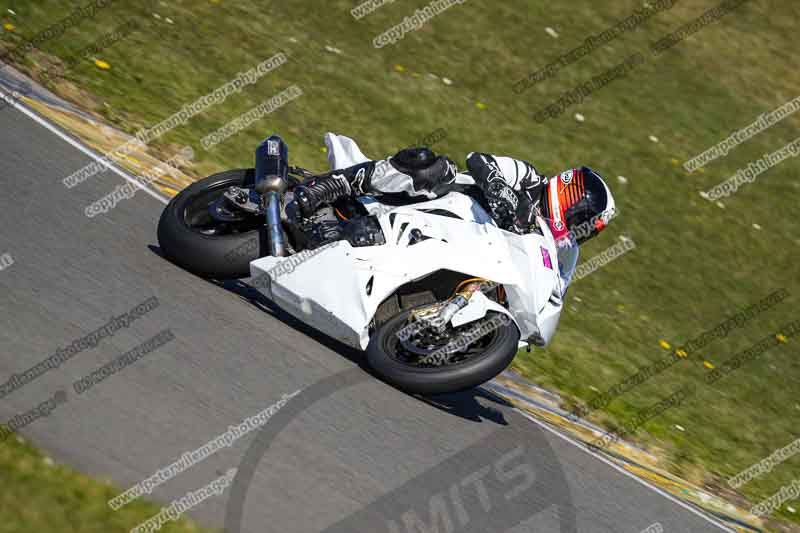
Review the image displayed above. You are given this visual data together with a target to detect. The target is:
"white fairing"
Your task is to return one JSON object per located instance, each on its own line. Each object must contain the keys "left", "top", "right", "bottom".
{"left": 249, "top": 134, "right": 567, "bottom": 350}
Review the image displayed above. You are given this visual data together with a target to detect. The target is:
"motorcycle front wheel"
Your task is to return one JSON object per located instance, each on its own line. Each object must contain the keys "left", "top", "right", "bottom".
{"left": 366, "top": 307, "right": 520, "bottom": 395}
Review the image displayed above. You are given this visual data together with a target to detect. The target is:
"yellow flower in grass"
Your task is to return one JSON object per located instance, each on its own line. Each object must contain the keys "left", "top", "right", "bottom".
{"left": 320, "top": 146, "right": 327, "bottom": 153}
{"left": 776, "top": 334, "right": 788, "bottom": 343}
{"left": 703, "top": 361, "right": 715, "bottom": 369}
{"left": 476, "top": 101, "right": 487, "bottom": 110}
{"left": 658, "top": 339, "right": 671, "bottom": 350}
{"left": 675, "top": 348, "right": 688, "bottom": 358}
{"left": 94, "top": 59, "right": 111, "bottom": 70}
{"left": 3, "top": 23, "right": 15, "bottom": 31}
{"left": 671, "top": 158, "right": 680, "bottom": 166}
{"left": 394, "top": 64, "right": 405, "bottom": 73}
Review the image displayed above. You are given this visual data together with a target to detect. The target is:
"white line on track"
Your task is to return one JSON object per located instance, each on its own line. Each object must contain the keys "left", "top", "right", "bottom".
{"left": 3, "top": 93, "right": 169, "bottom": 205}
{"left": 508, "top": 404, "right": 738, "bottom": 532}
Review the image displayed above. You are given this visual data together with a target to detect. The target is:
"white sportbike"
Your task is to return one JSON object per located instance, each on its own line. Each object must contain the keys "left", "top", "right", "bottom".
{"left": 157, "top": 134, "right": 579, "bottom": 395}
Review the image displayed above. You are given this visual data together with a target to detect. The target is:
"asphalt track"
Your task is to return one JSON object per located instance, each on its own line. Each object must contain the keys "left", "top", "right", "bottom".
{"left": 0, "top": 102, "right": 731, "bottom": 532}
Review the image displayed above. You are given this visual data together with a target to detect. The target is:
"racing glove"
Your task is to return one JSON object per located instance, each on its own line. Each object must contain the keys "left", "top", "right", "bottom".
{"left": 511, "top": 175, "right": 545, "bottom": 233}
{"left": 485, "top": 180, "right": 523, "bottom": 233}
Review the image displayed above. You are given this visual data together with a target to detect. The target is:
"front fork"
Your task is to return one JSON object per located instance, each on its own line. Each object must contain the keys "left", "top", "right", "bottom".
{"left": 411, "top": 279, "right": 497, "bottom": 332}
{"left": 255, "top": 135, "right": 289, "bottom": 257}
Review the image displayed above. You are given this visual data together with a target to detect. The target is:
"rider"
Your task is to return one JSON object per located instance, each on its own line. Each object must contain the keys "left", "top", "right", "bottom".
{"left": 293, "top": 146, "right": 616, "bottom": 243}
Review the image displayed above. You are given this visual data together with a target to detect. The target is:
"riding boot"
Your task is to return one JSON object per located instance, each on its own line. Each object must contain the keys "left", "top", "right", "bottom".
{"left": 294, "top": 174, "right": 352, "bottom": 217}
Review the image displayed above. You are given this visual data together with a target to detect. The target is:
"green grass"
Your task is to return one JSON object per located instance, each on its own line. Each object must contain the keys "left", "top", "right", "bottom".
{"left": 1, "top": 0, "right": 799, "bottom": 530}
{"left": 0, "top": 434, "right": 210, "bottom": 533}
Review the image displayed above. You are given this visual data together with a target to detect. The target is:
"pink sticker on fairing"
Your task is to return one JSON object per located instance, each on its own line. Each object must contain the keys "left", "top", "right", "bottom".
{"left": 540, "top": 246, "right": 553, "bottom": 269}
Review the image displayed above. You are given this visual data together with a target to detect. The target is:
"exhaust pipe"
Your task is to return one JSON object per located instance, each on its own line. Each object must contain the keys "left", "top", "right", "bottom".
{"left": 254, "top": 135, "right": 289, "bottom": 257}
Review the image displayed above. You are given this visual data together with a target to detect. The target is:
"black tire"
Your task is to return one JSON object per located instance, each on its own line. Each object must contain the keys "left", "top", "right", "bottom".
{"left": 366, "top": 308, "right": 520, "bottom": 395}
{"left": 157, "top": 169, "right": 267, "bottom": 279}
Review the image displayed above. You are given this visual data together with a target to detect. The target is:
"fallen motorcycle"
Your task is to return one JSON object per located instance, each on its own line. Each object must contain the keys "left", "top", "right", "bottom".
{"left": 157, "top": 133, "right": 578, "bottom": 395}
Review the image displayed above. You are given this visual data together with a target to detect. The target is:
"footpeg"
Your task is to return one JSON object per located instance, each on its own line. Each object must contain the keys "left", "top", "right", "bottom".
{"left": 222, "top": 187, "right": 262, "bottom": 215}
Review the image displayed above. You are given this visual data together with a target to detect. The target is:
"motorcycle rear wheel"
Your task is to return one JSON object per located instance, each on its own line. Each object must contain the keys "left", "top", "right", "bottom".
{"left": 157, "top": 169, "right": 266, "bottom": 279}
